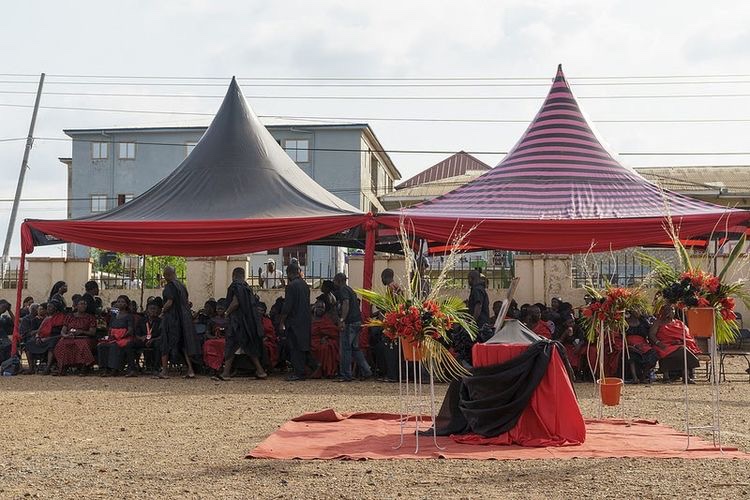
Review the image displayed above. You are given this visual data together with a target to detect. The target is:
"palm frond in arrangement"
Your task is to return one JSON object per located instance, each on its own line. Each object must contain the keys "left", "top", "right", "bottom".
{"left": 356, "top": 216, "right": 478, "bottom": 381}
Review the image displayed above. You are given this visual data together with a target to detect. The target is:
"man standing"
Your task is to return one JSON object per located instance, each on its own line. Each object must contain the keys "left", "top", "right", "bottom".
{"left": 157, "top": 266, "right": 199, "bottom": 379}
{"left": 214, "top": 267, "right": 267, "bottom": 381}
{"left": 259, "top": 259, "right": 285, "bottom": 289}
{"left": 333, "top": 273, "right": 372, "bottom": 382}
{"left": 82, "top": 280, "right": 100, "bottom": 316}
{"left": 468, "top": 270, "right": 490, "bottom": 329}
{"left": 279, "top": 262, "right": 316, "bottom": 381}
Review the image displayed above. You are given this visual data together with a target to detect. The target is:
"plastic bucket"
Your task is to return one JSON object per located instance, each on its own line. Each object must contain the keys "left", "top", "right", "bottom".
{"left": 401, "top": 337, "right": 423, "bottom": 362}
{"left": 686, "top": 307, "right": 715, "bottom": 338}
{"left": 598, "top": 377, "right": 623, "bottom": 406}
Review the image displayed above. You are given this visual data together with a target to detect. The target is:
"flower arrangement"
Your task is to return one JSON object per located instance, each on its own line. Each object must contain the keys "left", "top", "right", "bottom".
{"left": 357, "top": 218, "right": 478, "bottom": 381}
{"left": 580, "top": 284, "right": 651, "bottom": 342}
{"left": 639, "top": 233, "right": 750, "bottom": 344}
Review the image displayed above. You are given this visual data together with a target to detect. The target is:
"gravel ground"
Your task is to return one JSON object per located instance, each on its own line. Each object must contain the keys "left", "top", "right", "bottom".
{"left": 1, "top": 360, "right": 749, "bottom": 500}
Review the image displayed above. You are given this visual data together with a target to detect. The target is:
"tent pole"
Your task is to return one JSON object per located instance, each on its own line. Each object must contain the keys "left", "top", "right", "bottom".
{"left": 361, "top": 216, "right": 378, "bottom": 320}
{"left": 11, "top": 250, "right": 26, "bottom": 358}
{"left": 139, "top": 254, "right": 146, "bottom": 312}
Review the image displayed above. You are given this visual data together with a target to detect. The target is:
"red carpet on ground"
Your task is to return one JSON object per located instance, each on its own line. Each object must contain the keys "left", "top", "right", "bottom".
{"left": 247, "top": 409, "right": 748, "bottom": 460}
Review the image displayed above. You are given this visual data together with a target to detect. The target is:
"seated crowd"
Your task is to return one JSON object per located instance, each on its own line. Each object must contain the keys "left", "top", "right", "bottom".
{"left": 0, "top": 267, "right": 712, "bottom": 384}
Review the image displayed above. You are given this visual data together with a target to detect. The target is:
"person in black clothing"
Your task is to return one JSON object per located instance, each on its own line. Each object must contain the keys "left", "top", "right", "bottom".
{"left": 157, "top": 266, "right": 200, "bottom": 379}
{"left": 279, "top": 263, "right": 317, "bottom": 381}
{"left": 214, "top": 267, "right": 267, "bottom": 381}
{"left": 19, "top": 296, "right": 34, "bottom": 318}
{"left": 467, "top": 270, "right": 490, "bottom": 328}
{"left": 0, "top": 300, "right": 14, "bottom": 362}
{"left": 49, "top": 281, "right": 68, "bottom": 311}
{"left": 125, "top": 300, "right": 162, "bottom": 376}
{"left": 82, "top": 281, "right": 100, "bottom": 316}
{"left": 333, "top": 272, "right": 372, "bottom": 382}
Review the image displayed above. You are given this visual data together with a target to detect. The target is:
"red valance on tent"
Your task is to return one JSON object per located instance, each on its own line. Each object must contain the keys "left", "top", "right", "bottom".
{"left": 378, "top": 65, "right": 750, "bottom": 253}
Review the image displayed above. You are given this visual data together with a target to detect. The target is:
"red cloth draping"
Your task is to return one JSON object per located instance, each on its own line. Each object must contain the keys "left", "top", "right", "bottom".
{"left": 22, "top": 216, "right": 366, "bottom": 257}
{"left": 376, "top": 213, "right": 750, "bottom": 254}
{"left": 311, "top": 317, "right": 339, "bottom": 378}
{"left": 462, "top": 343, "right": 586, "bottom": 446}
{"left": 203, "top": 338, "right": 226, "bottom": 371}
{"left": 654, "top": 320, "right": 702, "bottom": 358}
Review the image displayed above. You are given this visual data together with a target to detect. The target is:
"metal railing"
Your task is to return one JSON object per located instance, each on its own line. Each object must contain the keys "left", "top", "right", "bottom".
{"left": 571, "top": 249, "right": 679, "bottom": 288}
{"left": 91, "top": 269, "right": 186, "bottom": 290}
{"left": 427, "top": 253, "right": 515, "bottom": 290}
{"left": 0, "top": 269, "right": 28, "bottom": 289}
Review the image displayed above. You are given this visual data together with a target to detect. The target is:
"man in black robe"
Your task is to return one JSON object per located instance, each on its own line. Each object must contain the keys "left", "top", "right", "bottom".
{"left": 214, "top": 267, "right": 267, "bottom": 381}
{"left": 157, "top": 266, "right": 200, "bottom": 379}
{"left": 279, "top": 262, "right": 317, "bottom": 381}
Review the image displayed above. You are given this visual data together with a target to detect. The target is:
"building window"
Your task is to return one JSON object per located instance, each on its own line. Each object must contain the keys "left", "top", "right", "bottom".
{"left": 370, "top": 154, "right": 379, "bottom": 194}
{"left": 91, "top": 142, "right": 108, "bottom": 160}
{"left": 117, "top": 194, "right": 134, "bottom": 206}
{"left": 185, "top": 142, "right": 197, "bottom": 158}
{"left": 284, "top": 139, "right": 309, "bottom": 163}
{"left": 118, "top": 142, "right": 136, "bottom": 159}
{"left": 91, "top": 194, "right": 107, "bottom": 212}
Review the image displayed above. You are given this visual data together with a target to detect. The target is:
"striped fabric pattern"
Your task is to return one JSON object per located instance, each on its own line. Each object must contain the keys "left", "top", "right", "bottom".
{"left": 397, "top": 151, "right": 491, "bottom": 189}
{"left": 407, "top": 65, "right": 726, "bottom": 220}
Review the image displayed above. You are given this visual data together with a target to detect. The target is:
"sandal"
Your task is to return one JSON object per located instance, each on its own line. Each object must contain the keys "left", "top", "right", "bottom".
{"left": 212, "top": 374, "right": 231, "bottom": 382}
{"left": 255, "top": 372, "right": 268, "bottom": 380}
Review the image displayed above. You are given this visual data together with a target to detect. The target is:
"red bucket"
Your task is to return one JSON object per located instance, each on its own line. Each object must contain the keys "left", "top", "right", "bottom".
{"left": 598, "top": 377, "right": 623, "bottom": 406}
{"left": 686, "top": 307, "right": 715, "bottom": 338}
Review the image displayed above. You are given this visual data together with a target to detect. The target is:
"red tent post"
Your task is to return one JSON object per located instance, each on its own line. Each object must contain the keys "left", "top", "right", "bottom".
{"left": 361, "top": 215, "right": 378, "bottom": 320}
{"left": 10, "top": 250, "right": 25, "bottom": 357}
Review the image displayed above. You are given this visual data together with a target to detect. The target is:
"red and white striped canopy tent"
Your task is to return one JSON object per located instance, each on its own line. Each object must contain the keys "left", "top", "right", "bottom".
{"left": 378, "top": 65, "right": 749, "bottom": 253}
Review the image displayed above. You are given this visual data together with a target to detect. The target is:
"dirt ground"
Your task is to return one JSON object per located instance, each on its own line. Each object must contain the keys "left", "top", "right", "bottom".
{"left": 1, "top": 361, "right": 750, "bottom": 500}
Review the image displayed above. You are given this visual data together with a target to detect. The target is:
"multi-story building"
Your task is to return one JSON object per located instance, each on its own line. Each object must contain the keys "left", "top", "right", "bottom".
{"left": 60, "top": 123, "right": 400, "bottom": 275}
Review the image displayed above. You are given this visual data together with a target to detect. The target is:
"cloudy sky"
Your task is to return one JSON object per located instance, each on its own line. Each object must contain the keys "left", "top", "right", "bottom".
{"left": 1, "top": 0, "right": 749, "bottom": 257}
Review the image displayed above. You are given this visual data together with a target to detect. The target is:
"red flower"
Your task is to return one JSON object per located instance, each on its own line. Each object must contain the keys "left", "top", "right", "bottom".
{"left": 582, "top": 308, "right": 593, "bottom": 318}
{"left": 697, "top": 297, "right": 711, "bottom": 307}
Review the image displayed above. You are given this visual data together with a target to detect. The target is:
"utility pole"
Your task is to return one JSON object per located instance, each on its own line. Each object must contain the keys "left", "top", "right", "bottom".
{"left": 2, "top": 73, "right": 45, "bottom": 275}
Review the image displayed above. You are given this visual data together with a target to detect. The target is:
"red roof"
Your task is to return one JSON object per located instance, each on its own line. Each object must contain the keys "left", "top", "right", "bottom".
{"left": 397, "top": 151, "right": 490, "bottom": 189}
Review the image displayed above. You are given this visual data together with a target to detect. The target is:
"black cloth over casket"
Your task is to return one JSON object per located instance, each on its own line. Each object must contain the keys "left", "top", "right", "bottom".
{"left": 434, "top": 340, "right": 568, "bottom": 438}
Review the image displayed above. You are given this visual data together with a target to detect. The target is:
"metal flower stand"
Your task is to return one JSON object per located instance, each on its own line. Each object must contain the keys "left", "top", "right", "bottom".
{"left": 682, "top": 308, "right": 723, "bottom": 451}
{"left": 393, "top": 339, "right": 444, "bottom": 453}
{"left": 595, "top": 324, "right": 626, "bottom": 420}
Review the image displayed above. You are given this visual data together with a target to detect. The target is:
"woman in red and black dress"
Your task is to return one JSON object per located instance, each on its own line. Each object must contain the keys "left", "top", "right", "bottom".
{"left": 55, "top": 297, "right": 97, "bottom": 375}
{"left": 26, "top": 300, "right": 66, "bottom": 375}
{"left": 202, "top": 298, "right": 229, "bottom": 374}
{"left": 97, "top": 295, "right": 136, "bottom": 376}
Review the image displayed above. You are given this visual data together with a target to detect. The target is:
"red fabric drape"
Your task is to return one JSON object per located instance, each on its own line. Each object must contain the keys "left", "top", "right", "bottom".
{"left": 466, "top": 343, "right": 586, "bottom": 446}
{"left": 376, "top": 213, "right": 750, "bottom": 253}
{"left": 11, "top": 251, "right": 25, "bottom": 357}
{"left": 22, "top": 216, "right": 366, "bottom": 256}
{"left": 360, "top": 215, "right": 377, "bottom": 320}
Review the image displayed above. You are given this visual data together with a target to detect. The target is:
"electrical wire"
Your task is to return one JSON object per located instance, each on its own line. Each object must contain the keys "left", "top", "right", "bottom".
{"left": 1, "top": 103, "right": 750, "bottom": 125}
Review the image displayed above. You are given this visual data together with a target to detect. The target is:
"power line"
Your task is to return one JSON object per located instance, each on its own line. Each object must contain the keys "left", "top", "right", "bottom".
{"left": 3, "top": 87, "right": 750, "bottom": 99}
{"left": 1, "top": 103, "right": 749, "bottom": 125}
{"left": 20, "top": 136, "right": 750, "bottom": 156}
{"left": 4, "top": 72, "right": 750, "bottom": 80}
{"left": 5, "top": 80, "right": 750, "bottom": 88}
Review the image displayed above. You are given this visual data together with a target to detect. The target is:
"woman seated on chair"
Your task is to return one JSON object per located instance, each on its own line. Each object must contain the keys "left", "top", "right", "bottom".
{"left": 310, "top": 299, "right": 340, "bottom": 378}
{"left": 625, "top": 310, "right": 658, "bottom": 383}
{"left": 26, "top": 300, "right": 66, "bottom": 375}
{"left": 202, "top": 298, "right": 228, "bottom": 374}
{"left": 97, "top": 295, "right": 136, "bottom": 376}
{"left": 55, "top": 297, "right": 97, "bottom": 375}
{"left": 649, "top": 304, "right": 701, "bottom": 383}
